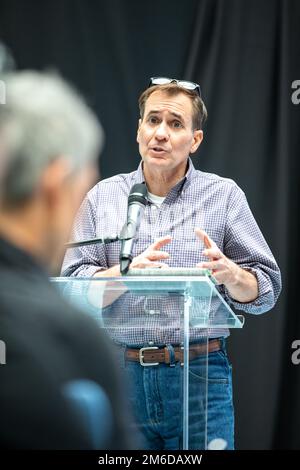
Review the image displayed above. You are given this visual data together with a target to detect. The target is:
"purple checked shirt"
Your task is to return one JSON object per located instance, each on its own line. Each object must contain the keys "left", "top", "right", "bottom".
{"left": 61, "top": 159, "right": 281, "bottom": 346}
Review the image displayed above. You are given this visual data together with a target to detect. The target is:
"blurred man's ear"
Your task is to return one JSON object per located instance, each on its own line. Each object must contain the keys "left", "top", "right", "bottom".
{"left": 39, "top": 157, "right": 97, "bottom": 274}
{"left": 38, "top": 157, "right": 97, "bottom": 213}
{"left": 190, "top": 130, "right": 203, "bottom": 154}
{"left": 37, "top": 157, "right": 71, "bottom": 209}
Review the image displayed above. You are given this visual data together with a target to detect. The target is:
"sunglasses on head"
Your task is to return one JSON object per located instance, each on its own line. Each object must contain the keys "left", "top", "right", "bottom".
{"left": 148, "top": 77, "right": 201, "bottom": 98}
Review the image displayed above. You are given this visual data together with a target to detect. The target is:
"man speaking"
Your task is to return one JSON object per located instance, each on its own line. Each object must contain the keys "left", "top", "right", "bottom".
{"left": 62, "top": 77, "right": 282, "bottom": 449}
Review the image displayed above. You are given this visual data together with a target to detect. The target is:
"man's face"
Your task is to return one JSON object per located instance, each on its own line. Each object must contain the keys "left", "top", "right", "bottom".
{"left": 44, "top": 160, "right": 97, "bottom": 273}
{"left": 137, "top": 90, "right": 203, "bottom": 173}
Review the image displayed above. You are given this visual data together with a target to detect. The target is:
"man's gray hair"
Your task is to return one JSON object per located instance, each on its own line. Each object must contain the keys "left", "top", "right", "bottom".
{"left": 0, "top": 71, "right": 103, "bottom": 206}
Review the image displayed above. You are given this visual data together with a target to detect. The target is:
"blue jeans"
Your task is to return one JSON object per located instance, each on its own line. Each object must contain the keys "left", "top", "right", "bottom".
{"left": 115, "top": 338, "right": 234, "bottom": 450}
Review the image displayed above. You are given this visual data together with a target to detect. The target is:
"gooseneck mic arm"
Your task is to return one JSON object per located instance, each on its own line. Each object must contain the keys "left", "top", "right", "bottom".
{"left": 65, "top": 236, "right": 120, "bottom": 248}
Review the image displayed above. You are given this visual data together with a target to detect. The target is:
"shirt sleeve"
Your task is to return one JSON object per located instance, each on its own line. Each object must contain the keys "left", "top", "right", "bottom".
{"left": 61, "top": 188, "right": 108, "bottom": 277}
{"left": 222, "top": 183, "right": 282, "bottom": 314}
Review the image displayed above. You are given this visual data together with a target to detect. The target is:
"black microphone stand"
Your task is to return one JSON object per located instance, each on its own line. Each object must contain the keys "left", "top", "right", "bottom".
{"left": 65, "top": 234, "right": 128, "bottom": 248}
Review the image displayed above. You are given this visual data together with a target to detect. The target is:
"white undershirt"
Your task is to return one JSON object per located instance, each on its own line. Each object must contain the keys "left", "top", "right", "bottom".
{"left": 147, "top": 191, "right": 166, "bottom": 208}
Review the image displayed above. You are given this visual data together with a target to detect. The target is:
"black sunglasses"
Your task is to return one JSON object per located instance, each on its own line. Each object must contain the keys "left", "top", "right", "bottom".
{"left": 148, "top": 76, "right": 201, "bottom": 98}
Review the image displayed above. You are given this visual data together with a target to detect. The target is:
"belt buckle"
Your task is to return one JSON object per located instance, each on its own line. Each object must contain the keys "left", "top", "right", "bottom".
{"left": 139, "top": 346, "right": 159, "bottom": 367}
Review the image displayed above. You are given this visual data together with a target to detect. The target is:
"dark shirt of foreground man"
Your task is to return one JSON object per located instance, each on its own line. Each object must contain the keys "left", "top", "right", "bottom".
{"left": 0, "top": 237, "right": 129, "bottom": 449}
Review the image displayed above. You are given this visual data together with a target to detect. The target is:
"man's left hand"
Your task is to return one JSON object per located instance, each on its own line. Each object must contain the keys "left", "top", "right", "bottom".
{"left": 195, "top": 228, "right": 259, "bottom": 303}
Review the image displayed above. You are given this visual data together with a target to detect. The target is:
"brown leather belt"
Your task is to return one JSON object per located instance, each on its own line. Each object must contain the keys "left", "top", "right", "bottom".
{"left": 125, "top": 339, "right": 221, "bottom": 366}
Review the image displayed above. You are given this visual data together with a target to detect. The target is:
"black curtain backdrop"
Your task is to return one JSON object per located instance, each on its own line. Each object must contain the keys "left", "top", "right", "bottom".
{"left": 0, "top": 0, "right": 299, "bottom": 449}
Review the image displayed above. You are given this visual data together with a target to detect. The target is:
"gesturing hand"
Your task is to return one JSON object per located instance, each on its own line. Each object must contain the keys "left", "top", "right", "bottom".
{"left": 131, "top": 236, "right": 172, "bottom": 269}
{"left": 195, "top": 228, "right": 258, "bottom": 302}
{"left": 195, "top": 229, "right": 239, "bottom": 287}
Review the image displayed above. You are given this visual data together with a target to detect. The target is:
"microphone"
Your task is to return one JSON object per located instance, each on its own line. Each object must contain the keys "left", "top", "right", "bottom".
{"left": 119, "top": 183, "right": 148, "bottom": 275}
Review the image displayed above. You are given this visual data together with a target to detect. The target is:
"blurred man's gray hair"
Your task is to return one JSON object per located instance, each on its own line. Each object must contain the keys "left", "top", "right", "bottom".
{"left": 0, "top": 71, "right": 103, "bottom": 207}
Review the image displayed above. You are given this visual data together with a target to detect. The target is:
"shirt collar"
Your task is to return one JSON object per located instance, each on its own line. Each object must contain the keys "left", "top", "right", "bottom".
{"left": 134, "top": 157, "right": 196, "bottom": 195}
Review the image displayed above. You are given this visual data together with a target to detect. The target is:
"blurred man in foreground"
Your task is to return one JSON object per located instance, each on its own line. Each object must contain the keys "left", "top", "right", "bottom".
{"left": 0, "top": 71, "right": 129, "bottom": 449}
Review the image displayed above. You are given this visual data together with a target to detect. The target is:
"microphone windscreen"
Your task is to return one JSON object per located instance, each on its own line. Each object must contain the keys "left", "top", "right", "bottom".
{"left": 128, "top": 183, "right": 148, "bottom": 205}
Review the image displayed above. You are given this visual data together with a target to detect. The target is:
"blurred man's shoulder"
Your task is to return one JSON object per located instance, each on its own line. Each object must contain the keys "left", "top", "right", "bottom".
{"left": 0, "top": 267, "right": 114, "bottom": 395}
{"left": 0, "top": 265, "right": 104, "bottom": 347}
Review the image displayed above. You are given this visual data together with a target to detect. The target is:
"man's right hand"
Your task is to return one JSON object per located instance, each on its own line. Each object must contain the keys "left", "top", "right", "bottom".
{"left": 130, "top": 235, "right": 172, "bottom": 269}
{"left": 90, "top": 235, "right": 172, "bottom": 308}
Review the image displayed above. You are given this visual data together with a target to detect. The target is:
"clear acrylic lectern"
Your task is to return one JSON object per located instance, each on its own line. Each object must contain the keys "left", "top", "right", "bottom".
{"left": 52, "top": 270, "right": 244, "bottom": 450}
